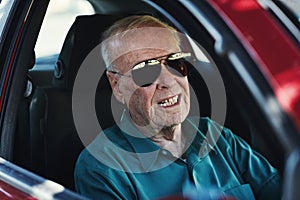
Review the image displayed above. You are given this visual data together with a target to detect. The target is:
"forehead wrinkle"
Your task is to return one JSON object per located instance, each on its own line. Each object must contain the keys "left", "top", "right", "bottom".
{"left": 106, "top": 27, "right": 180, "bottom": 67}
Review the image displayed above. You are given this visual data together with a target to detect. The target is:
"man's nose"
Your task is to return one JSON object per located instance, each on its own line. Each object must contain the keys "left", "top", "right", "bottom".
{"left": 155, "top": 63, "right": 176, "bottom": 89}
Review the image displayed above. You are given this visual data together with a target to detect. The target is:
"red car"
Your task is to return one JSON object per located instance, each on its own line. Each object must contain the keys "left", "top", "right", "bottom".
{"left": 0, "top": 0, "right": 299, "bottom": 199}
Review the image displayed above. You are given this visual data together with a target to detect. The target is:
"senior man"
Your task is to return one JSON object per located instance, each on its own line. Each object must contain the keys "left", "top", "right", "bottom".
{"left": 74, "top": 15, "right": 281, "bottom": 200}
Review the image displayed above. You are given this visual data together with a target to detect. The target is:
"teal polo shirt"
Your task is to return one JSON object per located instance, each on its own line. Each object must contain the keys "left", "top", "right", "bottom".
{"left": 74, "top": 114, "right": 281, "bottom": 200}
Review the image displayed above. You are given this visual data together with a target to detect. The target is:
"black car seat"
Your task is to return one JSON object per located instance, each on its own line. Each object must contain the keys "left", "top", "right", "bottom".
{"left": 29, "top": 14, "right": 125, "bottom": 190}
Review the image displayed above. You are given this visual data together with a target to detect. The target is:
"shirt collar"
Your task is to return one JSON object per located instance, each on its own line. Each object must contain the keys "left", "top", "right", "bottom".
{"left": 119, "top": 111, "right": 216, "bottom": 171}
{"left": 184, "top": 117, "right": 216, "bottom": 158}
{"left": 119, "top": 111, "right": 161, "bottom": 171}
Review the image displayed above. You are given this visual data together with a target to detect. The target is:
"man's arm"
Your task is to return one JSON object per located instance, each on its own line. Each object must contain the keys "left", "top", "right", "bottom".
{"left": 74, "top": 150, "right": 133, "bottom": 200}
{"left": 222, "top": 126, "right": 282, "bottom": 200}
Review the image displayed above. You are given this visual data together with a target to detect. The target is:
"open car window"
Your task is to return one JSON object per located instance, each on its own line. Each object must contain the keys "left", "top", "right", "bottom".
{"left": 34, "top": 0, "right": 94, "bottom": 58}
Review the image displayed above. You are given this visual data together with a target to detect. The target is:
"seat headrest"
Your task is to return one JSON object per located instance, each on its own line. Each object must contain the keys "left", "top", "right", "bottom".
{"left": 53, "top": 14, "right": 126, "bottom": 90}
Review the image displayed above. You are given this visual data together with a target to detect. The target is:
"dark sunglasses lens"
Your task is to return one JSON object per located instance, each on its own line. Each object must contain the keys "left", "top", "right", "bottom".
{"left": 166, "top": 58, "right": 189, "bottom": 77}
{"left": 132, "top": 64, "right": 161, "bottom": 87}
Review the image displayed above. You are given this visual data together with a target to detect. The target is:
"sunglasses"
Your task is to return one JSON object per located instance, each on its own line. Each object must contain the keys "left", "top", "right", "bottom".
{"left": 108, "top": 52, "right": 193, "bottom": 87}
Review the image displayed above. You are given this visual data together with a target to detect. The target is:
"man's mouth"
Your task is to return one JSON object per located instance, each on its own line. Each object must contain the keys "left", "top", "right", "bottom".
{"left": 158, "top": 95, "right": 179, "bottom": 107}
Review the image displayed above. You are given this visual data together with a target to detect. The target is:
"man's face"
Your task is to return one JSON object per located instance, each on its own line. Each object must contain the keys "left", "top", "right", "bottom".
{"left": 108, "top": 27, "right": 190, "bottom": 133}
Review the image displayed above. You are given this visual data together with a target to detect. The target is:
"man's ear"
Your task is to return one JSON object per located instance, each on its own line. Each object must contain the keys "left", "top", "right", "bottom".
{"left": 106, "top": 71, "right": 124, "bottom": 104}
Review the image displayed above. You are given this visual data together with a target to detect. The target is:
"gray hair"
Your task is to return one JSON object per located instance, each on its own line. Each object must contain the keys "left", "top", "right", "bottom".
{"left": 101, "top": 15, "right": 180, "bottom": 69}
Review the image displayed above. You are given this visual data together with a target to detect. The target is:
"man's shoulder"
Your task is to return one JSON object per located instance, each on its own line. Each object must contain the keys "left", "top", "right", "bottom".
{"left": 90, "top": 124, "right": 128, "bottom": 147}
{"left": 188, "top": 116, "right": 225, "bottom": 135}
{"left": 76, "top": 125, "right": 128, "bottom": 164}
{"left": 188, "top": 116, "right": 239, "bottom": 145}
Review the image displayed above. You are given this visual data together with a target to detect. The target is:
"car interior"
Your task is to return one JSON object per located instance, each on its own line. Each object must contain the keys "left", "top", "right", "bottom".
{"left": 10, "top": 0, "right": 286, "bottom": 192}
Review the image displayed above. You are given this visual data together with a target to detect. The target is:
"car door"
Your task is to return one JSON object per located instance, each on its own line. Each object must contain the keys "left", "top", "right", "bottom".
{"left": 0, "top": 0, "right": 89, "bottom": 199}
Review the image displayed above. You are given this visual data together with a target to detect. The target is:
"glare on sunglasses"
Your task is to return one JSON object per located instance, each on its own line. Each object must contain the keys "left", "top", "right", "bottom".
{"left": 108, "top": 52, "right": 192, "bottom": 87}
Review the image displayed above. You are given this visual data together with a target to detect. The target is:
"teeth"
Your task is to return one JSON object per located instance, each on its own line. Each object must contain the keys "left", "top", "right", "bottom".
{"left": 158, "top": 95, "right": 178, "bottom": 107}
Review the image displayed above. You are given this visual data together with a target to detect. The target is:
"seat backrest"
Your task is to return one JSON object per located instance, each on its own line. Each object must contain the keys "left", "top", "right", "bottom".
{"left": 29, "top": 14, "right": 125, "bottom": 190}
